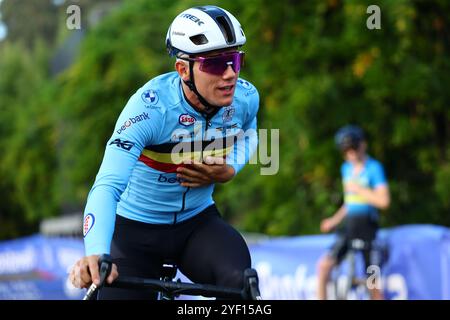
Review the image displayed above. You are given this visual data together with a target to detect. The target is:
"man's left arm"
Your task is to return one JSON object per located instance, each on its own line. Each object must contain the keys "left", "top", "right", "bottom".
{"left": 347, "top": 184, "right": 390, "bottom": 210}
{"left": 221, "top": 87, "right": 259, "bottom": 179}
{"left": 176, "top": 156, "right": 235, "bottom": 188}
{"left": 177, "top": 88, "right": 259, "bottom": 187}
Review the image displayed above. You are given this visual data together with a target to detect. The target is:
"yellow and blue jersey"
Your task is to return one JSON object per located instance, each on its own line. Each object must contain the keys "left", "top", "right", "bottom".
{"left": 341, "top": 156, "right": 388, "bottom": 217}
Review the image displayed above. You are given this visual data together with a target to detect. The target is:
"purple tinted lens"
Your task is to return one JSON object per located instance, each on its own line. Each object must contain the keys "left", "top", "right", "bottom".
{"left": 199, "top": 52, "right": 244, "bottom": 75}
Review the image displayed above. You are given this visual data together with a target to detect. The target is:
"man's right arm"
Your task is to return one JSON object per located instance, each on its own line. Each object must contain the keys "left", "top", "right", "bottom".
{"left": 320, "top": 205, "right": 347, "bottom": 233}
{"left": 82, "top": 137, "right": 143, "bottom": 255}
{"left": 70, "top": 91, "right": 163, "bottom": 289}
{"left": 83, "top": 92, "right": 163, "bottom": 256}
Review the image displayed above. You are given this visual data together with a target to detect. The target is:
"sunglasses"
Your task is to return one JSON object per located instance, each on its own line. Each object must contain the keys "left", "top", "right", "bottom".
{"left": 179, "top": 51, "right": 245, "bottom": 76}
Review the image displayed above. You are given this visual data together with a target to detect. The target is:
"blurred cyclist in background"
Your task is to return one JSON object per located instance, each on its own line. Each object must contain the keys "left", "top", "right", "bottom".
{"left": 317, "top": 125, "right": 390, "bottom": 300}
{"left": 69, "top": 5, "right": 259, "bottom": 299}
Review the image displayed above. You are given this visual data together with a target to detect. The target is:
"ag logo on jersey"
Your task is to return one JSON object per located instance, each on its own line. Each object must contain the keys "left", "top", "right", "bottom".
{"left": 109, "top": 138, "right": 135, "bottom": 151}
{"left": 179, "top": 114, "right": 196, "bottom": 126}
{"left": 141, "top": 89, "right": 159, "bottom": 105}
{"left": 83, "top": 213, "right": 95, "bottom": 237}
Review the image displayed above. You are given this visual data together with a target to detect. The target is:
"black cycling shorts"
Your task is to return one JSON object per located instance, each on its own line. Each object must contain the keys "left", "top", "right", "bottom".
{"left": 97, "top": 204, "right": 251, "bottom": 300}
{"left": 328, "top": 214, "right": 379, "bottom": 268}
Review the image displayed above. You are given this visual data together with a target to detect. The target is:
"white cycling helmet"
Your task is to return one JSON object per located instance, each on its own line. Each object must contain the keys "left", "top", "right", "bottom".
{"left": 166, "top": 5, "right": 246, "bottom": 56}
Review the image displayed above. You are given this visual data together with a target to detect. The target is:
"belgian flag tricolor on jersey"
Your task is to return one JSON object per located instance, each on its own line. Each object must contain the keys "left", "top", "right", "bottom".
{"left": 138, "top": 135, "right": 238, "bottom": 173}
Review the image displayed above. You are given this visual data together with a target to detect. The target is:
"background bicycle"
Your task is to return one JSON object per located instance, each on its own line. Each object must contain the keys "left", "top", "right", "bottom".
{"left": 331, "top": 238, "right": 389, "bottom": 300}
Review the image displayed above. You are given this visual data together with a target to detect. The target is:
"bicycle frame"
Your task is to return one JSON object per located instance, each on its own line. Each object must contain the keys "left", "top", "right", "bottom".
{"left": 332, "top": 238, "right": 370, "bottom": 300}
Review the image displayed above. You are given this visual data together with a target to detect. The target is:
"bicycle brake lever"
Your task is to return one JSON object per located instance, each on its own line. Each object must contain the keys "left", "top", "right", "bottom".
{"left": 243, "top": 268, "right": 262, "bottom": 300}
{"left": 98, "top": 254, "right": 113, "bottom": 284}
{"left": 83, "top": 254, "right": 113, "bottom": 300}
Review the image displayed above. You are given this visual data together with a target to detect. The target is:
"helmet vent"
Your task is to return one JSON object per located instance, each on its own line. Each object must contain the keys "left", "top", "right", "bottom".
{"left": 216, "top": 16, "right": 235, "bottom": 44}
{"left": 190, "top": 34, "right": 209, "bottom": 45}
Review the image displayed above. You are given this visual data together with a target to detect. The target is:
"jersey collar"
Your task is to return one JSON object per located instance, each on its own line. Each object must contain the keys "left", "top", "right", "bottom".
{"left": 178, "top": 80, "right": 221, "bottom": 121}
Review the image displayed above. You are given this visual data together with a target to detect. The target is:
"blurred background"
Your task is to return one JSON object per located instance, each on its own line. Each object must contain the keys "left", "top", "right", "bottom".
{"left": 0, "top": 0, "right": 449, "bottom": 299}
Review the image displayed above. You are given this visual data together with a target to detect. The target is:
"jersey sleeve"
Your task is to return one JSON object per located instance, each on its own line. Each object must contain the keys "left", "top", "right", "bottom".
{"left": 226, "top": 86, "right": 259, "bottom": 175}
{"left": 370, "top": 160, "right": 388, "bottom": 188}
{"left": 83, "top": 91, "right": 163, "bottom": 255}
{"left": 340, "top": 163, "right": 346, "bottom": 181}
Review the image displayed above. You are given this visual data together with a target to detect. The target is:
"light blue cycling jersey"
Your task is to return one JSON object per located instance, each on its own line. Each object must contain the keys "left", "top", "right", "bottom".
{"left": 341, "top": 156, "right": 388, "bottom": 217}
{"left": 83, "top": 72, "right": 259, "bottom": 255}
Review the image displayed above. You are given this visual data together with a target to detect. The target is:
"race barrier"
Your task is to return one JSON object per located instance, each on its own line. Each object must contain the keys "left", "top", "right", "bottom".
{"left": 0, "top": 224, "right": 449, "bottom": 299}
{"left": 251, "top": 224, "right": 450, "bottom": 299}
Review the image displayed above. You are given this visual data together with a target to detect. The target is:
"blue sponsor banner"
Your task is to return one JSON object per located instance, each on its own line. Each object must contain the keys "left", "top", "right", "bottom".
{"left": 0, "top": 235, "right": 85, "bottom": 300}
{"left": 0, "top": 224, "right": 449, "bottom": 299}
{"left": 250, "top": 224, "right": 450, "bottom": 300}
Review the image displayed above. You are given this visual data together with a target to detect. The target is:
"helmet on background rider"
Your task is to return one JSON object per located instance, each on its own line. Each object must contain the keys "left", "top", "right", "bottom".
{"left": 165, "top": 5, "right": 246, "bottom": 110}
{"left": 334, "top": 125, "right": 365, "bottom": 152}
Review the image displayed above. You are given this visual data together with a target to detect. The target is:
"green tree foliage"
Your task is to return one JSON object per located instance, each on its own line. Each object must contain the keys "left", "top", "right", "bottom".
{"left": 0, "top": 0, "right": 449, "bottom": 239}
{"left": 0, "top": 0, "right": 58, "bottom": 48}
{"left": 55, "top": 0, "right": 177, "bottom": 207}
{"left": 215, "top": 0, "right": 450, "bottom": 234}
{"left": 0, "top": 41, "right": 58, "bottom": 238}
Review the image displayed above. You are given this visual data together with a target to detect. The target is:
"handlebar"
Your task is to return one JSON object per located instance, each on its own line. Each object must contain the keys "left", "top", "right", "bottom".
{"left": 107, "top": 276, "right": 244, "bottom": 299}
{"left": 82, "top": 254, "right": 262, "bottom": 300}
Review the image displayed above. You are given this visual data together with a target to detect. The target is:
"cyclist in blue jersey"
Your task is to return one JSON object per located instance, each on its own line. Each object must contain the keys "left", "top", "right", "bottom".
{"left": 316, "top": 125, "right": 390, "bottom": 300}
{"left": 69, "top": 6, "right": 260, "bottom": 299}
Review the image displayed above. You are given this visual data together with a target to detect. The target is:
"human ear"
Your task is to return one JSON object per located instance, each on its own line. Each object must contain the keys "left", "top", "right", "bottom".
{"left": 175, "top": 60, "right": 190, "bottom": 81}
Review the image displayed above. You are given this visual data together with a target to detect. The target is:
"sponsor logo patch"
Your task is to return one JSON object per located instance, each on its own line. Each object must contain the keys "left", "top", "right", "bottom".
{"left": 179, "top": 114, "right": 196, "bottom": 126}
{"left": 83, "top": 214, "right": 95, "bottom": 237}
{"left": 158, "top": 174, "right": 182, "bottom": 184}
{"left": 238, "top": 79, "right": 251, "bottom": 89}
{"left": 222, "top": 106, "right": 235, "bottom": 123}
{"left": 237, "top": 79, "right": 256, "bottom": 96}
{"left": 141, "top": 89, "right": 159, "bottom": 105}
{"left": 117, "top": 112, "right": 150, "bottom": 134}
{"left": 172, "top": 31, "right": 185, "bottom": 36}
{"left": 109, "top": 139, "right": 135, "bottom": 151}
{"left": 179, "top": 13, "right": 204, "bottom": 26}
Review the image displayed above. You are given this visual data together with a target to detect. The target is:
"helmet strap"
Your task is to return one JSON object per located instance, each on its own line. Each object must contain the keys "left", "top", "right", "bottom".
{"left": 182, "top": 61, "right": 222, "bottom": 116}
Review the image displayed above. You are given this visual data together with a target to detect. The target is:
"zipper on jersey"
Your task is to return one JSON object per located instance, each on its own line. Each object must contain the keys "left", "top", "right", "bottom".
{"left": 174, "top": 186, "right": 190, "bottom": 225}
{"left": 174, "top": 115, "right": 215, "bottom": 225}
{"left": 201, "top": 117, "right": 212, "bottom": 159}
{"left": 176, "top": 86, "right": 220, "bottom": 224}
